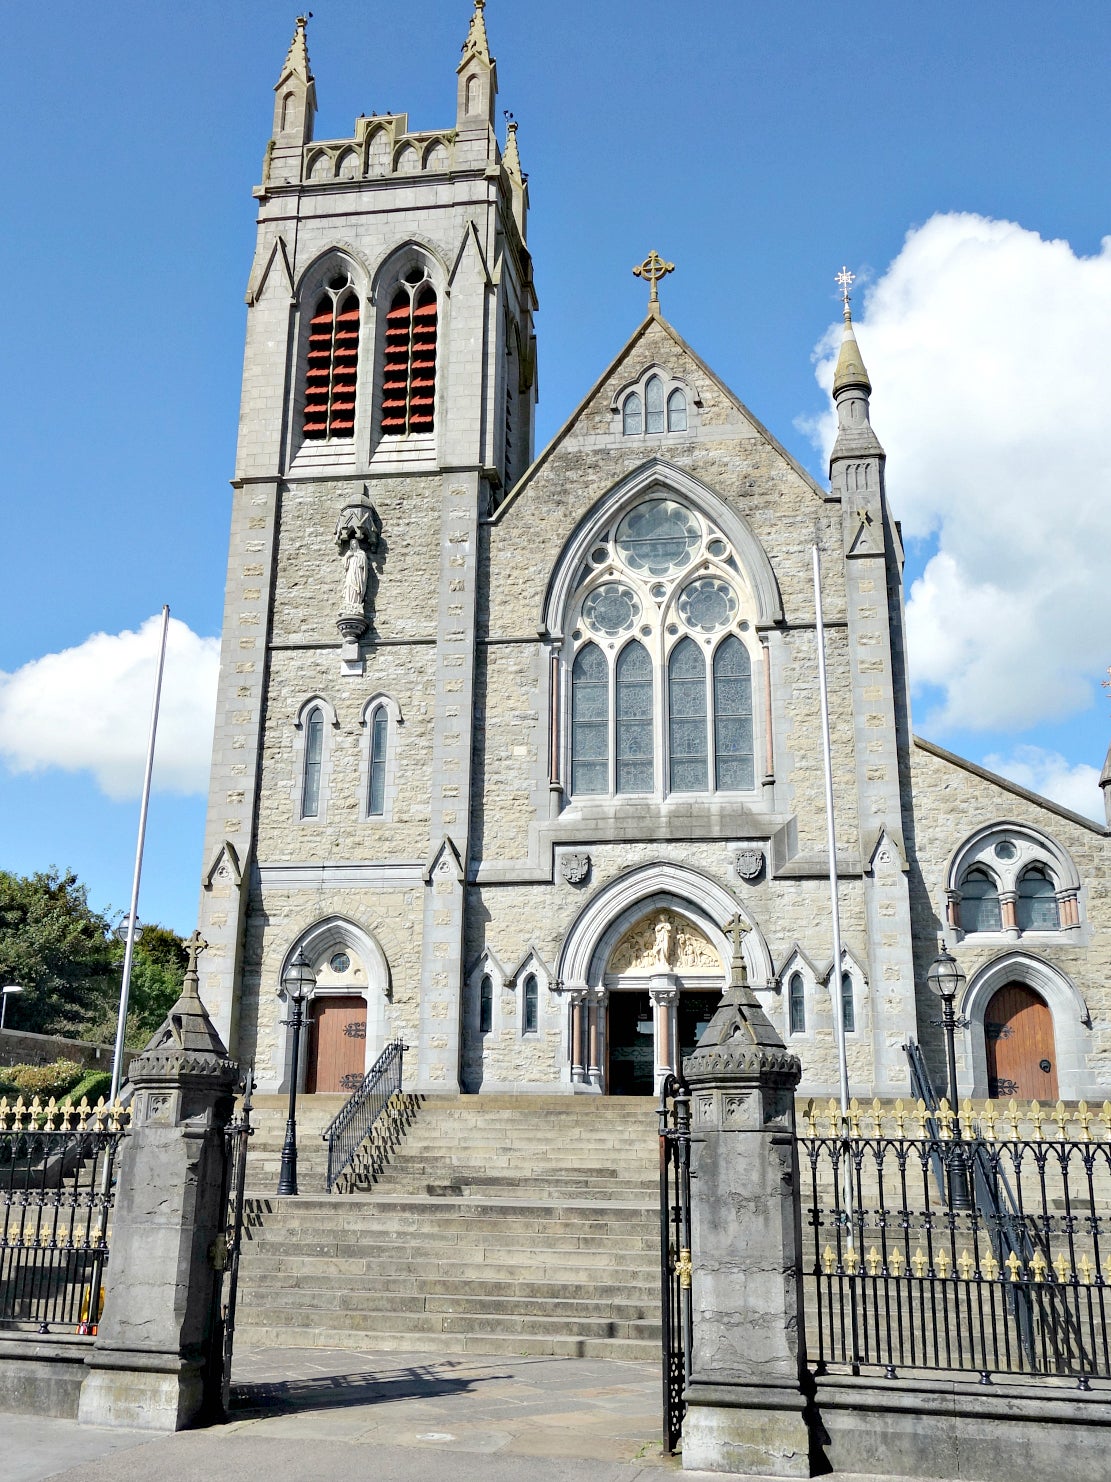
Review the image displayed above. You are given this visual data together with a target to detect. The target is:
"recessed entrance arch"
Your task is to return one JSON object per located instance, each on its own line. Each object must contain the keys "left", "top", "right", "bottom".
{"left": 278, "top": 917, "right": 392, "bottom": 1094}
{"left": 984, "top": 984, "right": 1058, "bottom": 1101}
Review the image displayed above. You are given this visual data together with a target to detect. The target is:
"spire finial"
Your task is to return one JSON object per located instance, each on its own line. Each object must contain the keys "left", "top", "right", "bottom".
{"left": 461, "top": 0, "right": 492, "bottom": 65}
{"left": 503, "top": 110, "right": 522, "bottom": 178}
{"left": 633, "top": 249, "right": 675, "bottom": 313}
{"left": 836, "top": 264, "right": 855, "bottom": 322}
{"left": 279, "top": 12, "right": 314, "bottom": 84}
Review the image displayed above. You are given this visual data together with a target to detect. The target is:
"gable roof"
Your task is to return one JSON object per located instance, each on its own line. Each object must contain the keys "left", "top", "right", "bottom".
{"left": 492, "top": 310, "right": 828, "bottom": 520}
{"left": 914, "top": 736, "right": 1108, "bottom": 836}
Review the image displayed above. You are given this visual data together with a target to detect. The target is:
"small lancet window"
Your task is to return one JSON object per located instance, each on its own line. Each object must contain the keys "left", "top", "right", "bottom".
{"left": 961, "top": 867, "right": 1001, "bottom": 933}
{"left": 301, "top": 707, "right": 324, "bottom": 818}
{"left": 522, "top": 973, "right": 539, "bottom": 1034}
{"left": 622, "top": 392, "right": 643, "bottom": 436}
{"left": 713, "top": 636, "right": 754, "bottom": 790}
{"left": 381, "top": 267, "right": 438, "bottom": 436}
{"left": 840, "top": 972, "right": 856, "bottom": 1035}
{"left": 788, "top": 972, "right": 806, "bottom": 1035}
{"left": 668, "top": 637, "right": 708, "bottom": 792}
{"left": 667, "top": 389, "right": 687, "bottom": 432}
{"left": 479, "top": 974, "right": 493, "bottom": 1034}
{"left": 645, "top": 375, "right": 665, "bottom": 434}
{"left": 615, "top": 641, "right": 653, "bottom": 794}
{"left": 571, "top": 643, "right": 609, "bottom": 795}
{"left": 303, "top": 275, "right": 360, "bottom": 440}
{"left": 367, "top": 706, "right": 388, "bottom": 817}
{"left": 1017, "top": 866, "right": 1059, "bottom": 931}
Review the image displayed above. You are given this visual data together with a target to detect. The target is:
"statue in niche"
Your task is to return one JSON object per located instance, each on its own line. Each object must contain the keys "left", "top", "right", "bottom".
{"left": 333, "top": 490, "right": 381, "bottom": 646}
{"left": 342, "top": 536, "right": 368, "bottom": 611}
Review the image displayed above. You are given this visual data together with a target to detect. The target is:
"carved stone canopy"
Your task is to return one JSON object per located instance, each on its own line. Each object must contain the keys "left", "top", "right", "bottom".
{"left": 608, "top": 910, "right": 722, "bottom": 975}
{"left": 334, "top": 489, "right": 381, "bottom": 553}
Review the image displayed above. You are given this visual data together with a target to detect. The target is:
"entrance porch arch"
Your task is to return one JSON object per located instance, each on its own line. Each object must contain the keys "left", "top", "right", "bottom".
{"left": 278, "top": 917, "right": 392, "bottom": 1093}
{"left": 960, "top": 951, "right": 1091, "bottom": 1101}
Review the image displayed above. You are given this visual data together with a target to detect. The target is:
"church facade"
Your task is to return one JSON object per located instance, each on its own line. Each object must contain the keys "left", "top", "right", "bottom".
{"left": 197, "top": 7, "right": 1111, "bottom": 1104}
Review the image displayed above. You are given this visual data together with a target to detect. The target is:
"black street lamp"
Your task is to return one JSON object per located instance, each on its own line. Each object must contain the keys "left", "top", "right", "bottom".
{"left": 276, "top": 949, "right": 316, "bottom": 1197}
{"left": 926, "top": 946, "right": 972, "bottom": 1211}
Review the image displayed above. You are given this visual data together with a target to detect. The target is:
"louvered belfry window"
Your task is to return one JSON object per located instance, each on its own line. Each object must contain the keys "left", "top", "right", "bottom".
{"left": 303, "top": 273, "right": 360, "bottom": 440}
{"left": 381, "top": 266, "right": 437, "bottom": 435}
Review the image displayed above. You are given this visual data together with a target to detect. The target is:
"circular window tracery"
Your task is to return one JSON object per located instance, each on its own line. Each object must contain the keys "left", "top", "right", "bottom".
{"left": 677, "top": 578, "right": 738, "bottom": 633}
{"left": 582, "top": 582, "right": 641, "bottom": 636}
{"left": 615, "top": 500, "right": 700, "bottom": 577}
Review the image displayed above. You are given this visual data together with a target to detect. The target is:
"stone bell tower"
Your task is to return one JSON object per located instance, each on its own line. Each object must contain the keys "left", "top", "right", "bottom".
{"left": 197, "top": 6, "right": 538, "bottom": 1093}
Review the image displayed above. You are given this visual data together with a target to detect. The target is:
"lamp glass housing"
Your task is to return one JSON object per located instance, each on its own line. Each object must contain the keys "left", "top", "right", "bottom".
{"left": 927, "top": 949, "right": 966, "bottom": 1002}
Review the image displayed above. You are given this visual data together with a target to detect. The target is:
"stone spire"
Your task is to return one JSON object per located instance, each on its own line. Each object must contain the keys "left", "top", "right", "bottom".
{"left": 271, "top": 14, "right": 317, "bottom": 155}
{"left": 832, "top": 298, "right": 872, "bottom": 396}
{"left": 829, "top": 268, "right": 884, "bottom": 468}
{"left": 503, "top": 116, "right": 523, "bottom": 180}
{"left": 460, "top": 0, "right": 492, "bottom": 67}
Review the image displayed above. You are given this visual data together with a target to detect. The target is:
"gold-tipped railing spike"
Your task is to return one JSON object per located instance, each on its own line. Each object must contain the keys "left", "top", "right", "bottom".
{"left": 889, "top": 1248, "right": 905, "bottom": 1277}
{"left": 865, "top": 1245, "right": 882, "bottom": 1276}
{"left": 802, "top": 1099, "right": 818, "bottom": 1137}
{"left": 1030, "top": 1249, "right": 1048, "bottom": 1283}
{"left": 911, "top": 1247, "right": 928, "bottom": 1278}
{"left": 1030, "top": 1100, "right": 1045, "bottom": 1141}
{"left": 1006, "top": 1098, "right": 1022, "bottom": 1141}
{"left": 936, "top": 1099, "right": 955, "bottom": 1141}
{"left": 843, "top": 1245, "right": 860, "bottom": 1276}
{"left": 936, "top": 1249, "right": 952, "bottom": 1280}
{"left": 1006, "top": 1250, "right": 1023, "bottom": 1283}
{"left": 848, "top": 1097, "right": 863, "bottom": 1137}
{"left": 914, "top": 1098, "right": 930, "bottom": 1138}
{"left": 957, "top": 1248, "right": 975, "bottom": 1281}
{"left": 826, "top": 1097, "right": 840, "bottom": 1138}
{"left": 961, "top": 1098, "right": 975, "bottom": 1139}
{"left": 1102, "top": 1100, "right": 1111, "bottom": 1139}
{"left": 870, "top": 1097, "right": 884, "bottom": 1137}
{"left": 892, "top": 1098, "right": 907, "bottom": 1139}
{"left": 1053, "top": 1252, "right": 1071, "bottom": 1284}
{"left": 1102, "top": 1254, "right": 1111, "bottom": 1285}
{"left": 822, "top": 1244, "right": 837, "bottom": 1275}
{"left": 1078, "top": 1253, "right": 1095, "bottom": 1285}
{"left": 981, "top": 1251, "right": 1000, "bottom": 1282}
{"left": 981, "top": 1099, "right": 998, "bottom": 1141}
{"left": 1052, "top": 1101, "right": 1069, "bottom": 1140}
{"left": 1077, "top": 1101, "right": 1093, "bottom": 1142}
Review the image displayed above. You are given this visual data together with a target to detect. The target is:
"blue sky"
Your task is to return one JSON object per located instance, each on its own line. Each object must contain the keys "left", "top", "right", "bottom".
{"left": 3, "top": 0, "right": 1111, "bottom": 936}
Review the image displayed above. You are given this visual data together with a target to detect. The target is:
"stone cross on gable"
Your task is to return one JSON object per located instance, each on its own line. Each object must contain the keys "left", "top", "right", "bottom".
{"left": 728, "top": 913, "right": 750, "bottom": 959}
{"left": 184, "top": 931, "right": 207, "bottom": 978}
{"left": 633, "top": 249, "right": 675, "bottom": 308}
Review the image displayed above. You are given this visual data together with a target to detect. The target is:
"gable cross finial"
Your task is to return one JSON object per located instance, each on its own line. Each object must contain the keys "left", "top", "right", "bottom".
{"left": 633, "top": 250, "right": 675, "bottom": 312}
{"left": 184, "top": 930, "right": 208, "bottom": 979}
{"left": 836, "top": 265, "right": 855, "bottom": 320}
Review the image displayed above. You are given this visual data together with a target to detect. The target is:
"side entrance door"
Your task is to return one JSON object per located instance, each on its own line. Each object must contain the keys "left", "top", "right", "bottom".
{"left": 307, "top": 995, "right": 367, "bottom": 1093}
{"left": 985, "top": 983, "right": 1058, "bottom": 1100}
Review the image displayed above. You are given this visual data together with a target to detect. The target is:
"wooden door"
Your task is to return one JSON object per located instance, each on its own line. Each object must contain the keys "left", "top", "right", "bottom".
{"left": 306, "top": 996, "right": 367, "bottom": 1093}
{"left": 985, "top": 984, "right": 1058, "bottom": 1100}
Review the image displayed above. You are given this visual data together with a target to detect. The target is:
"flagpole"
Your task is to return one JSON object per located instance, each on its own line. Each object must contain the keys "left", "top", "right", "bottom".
{"left": 812, "top": 547, "right": 850, "bottom": 1120}
{"left": 109, "top": 606, "right": 170, "bottom": 1104}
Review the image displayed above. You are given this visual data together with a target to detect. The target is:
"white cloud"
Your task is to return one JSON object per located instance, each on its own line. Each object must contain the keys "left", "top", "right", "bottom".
{"left": 0, "top": 617, "right": 219, "bottom": 801}
{"left": 807, "top": 212, "right": 1111, "bottom": 732}
{"left": 981, "top": 745, "right": 1105, "bottom": 823}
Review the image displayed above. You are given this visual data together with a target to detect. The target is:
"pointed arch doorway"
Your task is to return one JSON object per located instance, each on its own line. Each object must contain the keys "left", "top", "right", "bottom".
{"left": 985, "top": 983, "right": 1058, "bottom": 1100}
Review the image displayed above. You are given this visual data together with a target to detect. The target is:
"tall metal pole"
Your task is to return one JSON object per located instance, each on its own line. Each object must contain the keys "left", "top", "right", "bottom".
{"left": 109, "top": 605, "right": 171, "bottom": 1104}
{"left": 812, "top": 547, "right": 850, "bottom": 1118}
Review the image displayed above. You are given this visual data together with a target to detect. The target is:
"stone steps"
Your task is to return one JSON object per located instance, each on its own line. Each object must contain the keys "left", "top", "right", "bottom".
{"left": 236, "top": 1094, "right": 662, "bottom": 1360}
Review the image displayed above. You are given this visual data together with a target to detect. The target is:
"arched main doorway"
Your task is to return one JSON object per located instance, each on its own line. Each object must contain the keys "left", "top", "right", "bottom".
{"left": 985, "top": 983, "right": 1058, "bottom": 1100}
{"left": 604, "top": 909, "right": 724, "bottom": 1095}
{"left": 280, "top": 919, "right": 391, "bottom": 1094}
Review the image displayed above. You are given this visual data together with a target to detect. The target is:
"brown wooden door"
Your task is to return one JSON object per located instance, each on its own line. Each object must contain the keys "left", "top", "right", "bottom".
{"left": 985, "top": 984, "right": 1058, "bottom": 1100}
{"left": 306, "top": 996, "right": 367, "bottom": 1093}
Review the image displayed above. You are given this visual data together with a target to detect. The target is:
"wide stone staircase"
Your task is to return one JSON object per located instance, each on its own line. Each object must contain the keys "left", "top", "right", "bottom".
{"left": 234, "top": 1093, "right": 662, "bottom": 1359}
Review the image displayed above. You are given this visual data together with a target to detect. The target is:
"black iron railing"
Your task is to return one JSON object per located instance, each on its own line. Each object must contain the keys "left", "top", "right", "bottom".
{"left": 322, "top": 1040, "right": 406, "bottom": 1193}
{"left": 800, "top": 1097, "right": 1111, "bottom": 1388}
{"left": 658, "top": 1073, "right": 693, "bottom": 1454}
{"left": 212, "top": 1068, "right": 254, "bottom": 1415}
{"left": 0, "top": 1096, "right": 128, "bottom": 1334}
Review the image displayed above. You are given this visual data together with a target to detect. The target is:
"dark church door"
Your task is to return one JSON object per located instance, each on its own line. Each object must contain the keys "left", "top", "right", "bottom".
{"left": 307, "top": 996, "right": 367, "bottom": 1093}
{"left": 985, "top": 984, "right": 1058, "bottom": 1100}
{"left": 678, "top": 992, "right": 721, "bottom": 1067}
{"left": 608, "top": 992, "right": 655, "bottom": 1094}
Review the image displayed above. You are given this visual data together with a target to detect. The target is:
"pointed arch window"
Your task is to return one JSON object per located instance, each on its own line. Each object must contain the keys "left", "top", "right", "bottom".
{"left": 367, "top": 706, "right": 388, "bottom": 817}
{"left": 522, "top": 973, "right": 539, "bottom": 1034}
{"left": 840, "top": 972, "right": 856, "bottom": 1035}
{"left": 668, "top": 638, "right": 708, "bottom": 792}
{"left": 960, "top": 867, "right": 1002, "bottom": 933}
{"left": 301, "top": 707, "right": 324, "bottom": 818}
{"left": 479, "top": 974, "right": 493, "bottom": 1034}
{"left": 1017, "top": 866, "right": 1059, "bottom": 931}
{"left": 381, "top": 266, "right": 437, "bottom": 435}
{"left": 788, "top": 972, "right": 806, "bottom": 1035}
{"left": 713, "top": 636, "right": 754, "bottom": 790}
{"left": 645, "top": 375, "right": 665, "bottom": 434}
{"left": 615, "top": 641, "right": 653, "bottom": 794}
{"left": 303, "top": 274, "right": 360, "bottom": 440}
{"left": 571, "top": 643, "right": 609, "bottom": 795}
{"left": 622, "top": 392, "right": 643, "bottom": 436}
{"left": 667, "top": 389, "right": 687, "bottom": 432}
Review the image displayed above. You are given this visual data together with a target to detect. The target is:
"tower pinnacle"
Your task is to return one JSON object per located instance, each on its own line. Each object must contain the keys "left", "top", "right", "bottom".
{"left": 270, "top": 12, "right": 317, "bottom": 163}
{"left": 460, "top": 0, "right": 492, "bottom": 67}
{"left": 279, "top": 14, "right": 314, "bottom": 86}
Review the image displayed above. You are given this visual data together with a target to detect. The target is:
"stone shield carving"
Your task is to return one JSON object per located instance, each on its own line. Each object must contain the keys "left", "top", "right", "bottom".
{"left": 732, "top": 847, "right": 765, "bottom": 883}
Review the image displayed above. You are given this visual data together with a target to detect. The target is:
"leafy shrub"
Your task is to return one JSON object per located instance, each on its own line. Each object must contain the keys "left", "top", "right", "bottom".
{"left": 61, "top": 1069, "right": 112, "bottom": 1107}
{"left": 3, "top": 1059, "right": 84, "bottom": 1100}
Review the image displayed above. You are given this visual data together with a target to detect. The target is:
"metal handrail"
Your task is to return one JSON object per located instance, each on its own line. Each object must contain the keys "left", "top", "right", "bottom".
{"left": 321, "top": 1040, "right": 406, "bottom": 1192}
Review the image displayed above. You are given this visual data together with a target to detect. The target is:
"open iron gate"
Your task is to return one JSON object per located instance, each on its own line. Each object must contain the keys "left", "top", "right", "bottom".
{"left": 658, "top": 1072, "right": 692, "bottom": 1454}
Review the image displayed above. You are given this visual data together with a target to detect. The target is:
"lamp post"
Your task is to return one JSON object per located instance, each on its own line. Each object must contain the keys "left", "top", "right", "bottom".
{"left": 1, "top": 985, "right": 24, "bottom": 1032}
{"left": 926, "top": 947, "right": 972, "bottom": 1211}
{"left": 276, "top": 949, "right": 316, "bottom": 1197}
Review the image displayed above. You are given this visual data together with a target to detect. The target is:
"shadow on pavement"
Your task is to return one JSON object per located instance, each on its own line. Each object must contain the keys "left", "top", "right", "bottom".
{"left": 231, "top": 1360, "right": 513, "bottom": 1417}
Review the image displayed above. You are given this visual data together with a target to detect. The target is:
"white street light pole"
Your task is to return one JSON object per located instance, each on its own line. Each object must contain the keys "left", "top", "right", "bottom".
{"left": 109, "top": 606, "right": 170, "bottom": 1104}
{"left": 1, "top": 985, "right": 24, "bottom": 1032}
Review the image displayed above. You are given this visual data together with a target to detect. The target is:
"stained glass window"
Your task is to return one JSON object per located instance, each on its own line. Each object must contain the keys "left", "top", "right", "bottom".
{"left": 622, "top": 392, "right": 643, "bottom": 435}
{"left": 571, "top": 643, "right": 609, "bottom": 795}
{"left": 302, "top": 707, "right": 324, "bottom": 818}
{"left": 616, "top": 642, "right": 653, "bottom": 794}
{"left": 583, "top": 583, "right": 640, "bottom": 637}
{"left": 367, "top": 706, "right": 388, "bottom": 817}
{"left": 523, "top": 973, "right": 539, "bottom": 1034}
{"left": 645, "top": 375, "right": 665, "bottom": 434}
{"left": 616, "top": 500, "right": 700, "bottom": 576}
{"left": 668, "top": 638, "right": 707, "bottom": 792}
{"left": 713, "top": 636, "right": 754, "bottom": 790}
{"left": 479, "top": 974, "right": 493, "bottom": 1034}
{"left": 678, "top": 578, "right": 738, "bottom": 633}
{"left": 841, "top": 972, "right": 856, "bottom": 1035}
{"left": 1017, "top": 867, "right": 1059, "bottom": 930}
{"left": 961, "top": 868, "right": 1002, "bottom": 932}
{"left": 788, "top": 972, "right": 805, "bottom": 1035}
{"left": 667, "top": 389, "right": 687, "bottom": 432}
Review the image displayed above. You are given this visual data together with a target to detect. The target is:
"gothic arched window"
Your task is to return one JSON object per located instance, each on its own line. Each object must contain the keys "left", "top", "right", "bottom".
{"left": 522, "top": 973, "right": 539, "bottom": 1034}
{"left": 840, "top": 972, "right": 856, "bottom": 1035}
{"left": 645, "top": 375, "right": 665, "bottom": 434}
{"left": 1017, "top": 865, "right": 1059, "bottom": 931}
{"left": 479, "top": 974, "right": 493, "bottom": 1034}
{"left": 564, "top": 498, "right": 757, "bottom": 802}
{"left": 960, "top": 867, "right": 1002, "bottom": 933}
{"left": 381, "top": 265, "right": 437, "bottom": 435}
{"left": 367, "top": 705, "right": 388, "bottom": 817}
{"left": 301, "top": 707, "right": 324, "bottom": 818}
{"left": 571, "top": 643, "right": 609, "bottom": 795}
{"left": 788, "top": 972, "right": 805, "bottom": 1035}
{"left": 620, "top": 375, "right": 692, "bottom": 437}
{"left": 303, "top": 274, "right": 360, "bottom": 440}
{"left": 667, "top": 389, "right": 687, "bottom": 432}
{"left": 622, "top": 392, "right": 643, "bottom": 435}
